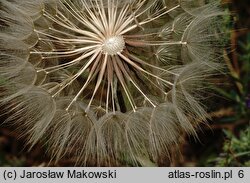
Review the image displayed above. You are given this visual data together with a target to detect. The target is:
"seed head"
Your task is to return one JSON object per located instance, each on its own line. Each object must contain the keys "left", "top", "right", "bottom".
{"left": 0, "top": 0, "right": 228, "bottom": 166}
{"left": 102, "top": 36, "right": 125, "bottom": 55}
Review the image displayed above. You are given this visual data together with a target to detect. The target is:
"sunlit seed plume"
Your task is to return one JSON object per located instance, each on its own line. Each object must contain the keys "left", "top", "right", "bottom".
{"left": 0, "top": 0, "right": 228, "bottom": 166}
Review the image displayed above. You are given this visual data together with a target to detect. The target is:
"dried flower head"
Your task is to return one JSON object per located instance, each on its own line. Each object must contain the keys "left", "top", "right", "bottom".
{"left": 0, "top": 0, "right": 227, "bottom": 166}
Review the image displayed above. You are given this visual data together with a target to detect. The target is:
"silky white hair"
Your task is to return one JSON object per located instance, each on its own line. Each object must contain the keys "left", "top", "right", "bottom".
{"left": 0, "top": 0, "right": 228, "bottom": 166}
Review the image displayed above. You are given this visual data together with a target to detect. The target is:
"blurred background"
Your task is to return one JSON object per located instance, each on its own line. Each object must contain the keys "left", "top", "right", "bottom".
{"left": 0, "top": 0, "right": 249, "bottom": 166}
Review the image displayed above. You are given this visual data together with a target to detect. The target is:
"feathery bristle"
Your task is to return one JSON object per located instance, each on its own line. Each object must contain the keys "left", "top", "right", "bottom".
{"left": 0, "top": 0, "right": 228, "bottom": 166}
